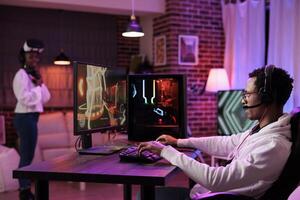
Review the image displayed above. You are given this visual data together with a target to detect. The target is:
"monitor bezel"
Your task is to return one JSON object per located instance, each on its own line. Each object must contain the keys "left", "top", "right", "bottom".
{"left": 127, "top": 74, "right": 187, "bottom": 141}
{"left": 73, "top": 61, "right": 127, "bottom": 136}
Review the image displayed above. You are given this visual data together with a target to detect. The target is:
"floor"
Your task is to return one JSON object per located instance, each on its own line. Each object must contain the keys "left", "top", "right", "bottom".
{"left": 0, "top": 172, "right": 189, "bottom": 200}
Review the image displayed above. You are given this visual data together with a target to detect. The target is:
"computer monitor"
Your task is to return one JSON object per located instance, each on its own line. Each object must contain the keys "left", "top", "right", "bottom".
{"left": 217, "top": 90, "right": 256, "bottom": 135}
{"left": 73, "top": 61, "right": 127, "bottom": 136}
{"left": 127, "top": 74, "right": 187, "bottom": 141}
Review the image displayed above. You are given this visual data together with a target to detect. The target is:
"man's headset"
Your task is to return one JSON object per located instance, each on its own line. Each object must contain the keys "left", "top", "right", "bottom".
{"left": 243, "top": 65, "right": 274, "bottom": 109}
{"left": 259, "top": 65, "right": 275, "bottom": 104}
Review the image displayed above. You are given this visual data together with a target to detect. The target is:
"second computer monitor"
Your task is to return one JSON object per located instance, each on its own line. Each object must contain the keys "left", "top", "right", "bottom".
{"left": 128, "top": 74, "right": 187, "bottom": 141}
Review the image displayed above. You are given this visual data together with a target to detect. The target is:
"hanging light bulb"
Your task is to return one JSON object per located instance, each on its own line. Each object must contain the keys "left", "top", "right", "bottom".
{"left": 122, "top": 0, "right": 144, "bottom": 37}
{"left": 54, "top": 48, "right": 71, "bottom": 65}
{"left": 54, "top": 11, "right": 71, "bottom": 66}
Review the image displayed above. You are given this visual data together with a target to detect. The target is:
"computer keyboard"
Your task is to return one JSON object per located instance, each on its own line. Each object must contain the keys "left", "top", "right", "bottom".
{"left": 119, "top": 146, "right": 162, "bottom": 163}
{"left": 78, "top": 142, "right": 129, "bottom": 155}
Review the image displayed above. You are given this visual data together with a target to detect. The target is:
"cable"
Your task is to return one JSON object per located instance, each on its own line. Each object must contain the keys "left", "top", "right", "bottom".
{"left": 74, "top": 136, "right": 82, "bottom": 152}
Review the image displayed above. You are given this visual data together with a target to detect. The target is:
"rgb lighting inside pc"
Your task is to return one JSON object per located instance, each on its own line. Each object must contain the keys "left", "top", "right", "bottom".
{"left": 128, "top": 74, "right": 186, "bottom": 141}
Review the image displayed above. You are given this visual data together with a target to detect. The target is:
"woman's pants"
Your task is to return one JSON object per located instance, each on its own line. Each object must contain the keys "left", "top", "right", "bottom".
{"left": 13, "top": 112, "right": 39, "bottom": 190}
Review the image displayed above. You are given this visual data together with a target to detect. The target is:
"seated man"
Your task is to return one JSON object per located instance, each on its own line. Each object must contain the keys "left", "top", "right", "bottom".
{"left": 138, "top": 65, "right": 294, "bottom": 199}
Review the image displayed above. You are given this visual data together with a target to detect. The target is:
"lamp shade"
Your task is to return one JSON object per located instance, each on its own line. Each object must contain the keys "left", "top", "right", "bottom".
{"left": 54, "top": 49, "right": 71, "bottom": 65}
{"left": 122, "top": 15, "right": 144, "bottom": 37}
{"left": 205, "top": 68, "right": 230, "bottom": 92}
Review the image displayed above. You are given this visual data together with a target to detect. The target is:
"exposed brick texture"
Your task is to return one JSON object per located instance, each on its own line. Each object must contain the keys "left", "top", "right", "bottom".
{"left": 153, "top": 0, "right": 225, "bottom": 137}
{"left": 116, "top": 16, "right": 140, "bottom": 71}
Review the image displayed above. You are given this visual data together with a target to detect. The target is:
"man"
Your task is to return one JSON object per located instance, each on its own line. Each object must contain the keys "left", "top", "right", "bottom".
{"left": 138, "top": 65, "right": 293, "bottom": 199}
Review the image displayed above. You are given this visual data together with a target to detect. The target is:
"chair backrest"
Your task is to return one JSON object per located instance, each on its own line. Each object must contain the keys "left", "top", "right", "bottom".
{"left": 259, "top": 111, "right": 300, "bottom": 200}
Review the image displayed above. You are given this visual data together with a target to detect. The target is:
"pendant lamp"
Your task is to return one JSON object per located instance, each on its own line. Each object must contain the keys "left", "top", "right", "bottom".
{"left": 122, "top": 0, "right": 144, "bottom": 37}
{"left": 54, "top": 11, "right": 71, "bottom": 65}
{"left": 54, "top": 48, "right": 71, "bottom": 65}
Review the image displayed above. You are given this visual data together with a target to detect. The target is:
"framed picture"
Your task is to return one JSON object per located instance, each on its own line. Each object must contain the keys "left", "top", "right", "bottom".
{"left": 154, "top": 35, "right": 166, "bottom": 66}
{"left": 178, "top": 35, "right": 199, "bottom": 65}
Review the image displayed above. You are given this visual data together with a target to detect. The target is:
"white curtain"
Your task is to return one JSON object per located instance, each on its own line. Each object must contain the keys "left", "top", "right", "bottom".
{"left": 268, "top": 0, "right": 300, "bottom": 112}
{"left": 222, "top": 0, "right": 265, "bottom": 89}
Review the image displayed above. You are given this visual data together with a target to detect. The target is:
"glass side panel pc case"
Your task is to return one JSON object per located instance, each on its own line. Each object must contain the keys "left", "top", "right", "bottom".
{"left": 128, "top": 74, "right": 187, "bottom": 141}
{"left": 73, "top": 61, "right": 127, "bottom": 135}
{"left": 217, "top": 90, "right": 256, "bottom": 136}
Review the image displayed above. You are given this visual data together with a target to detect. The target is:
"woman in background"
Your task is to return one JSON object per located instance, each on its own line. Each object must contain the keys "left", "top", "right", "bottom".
{"left": 13, "top": 39, "right": 51, "bottom": 200}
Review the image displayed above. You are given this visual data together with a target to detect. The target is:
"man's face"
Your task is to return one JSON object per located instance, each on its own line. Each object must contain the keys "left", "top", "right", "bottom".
{"left": 25, "top": 51, "right": 40, "bottom": 68}
{"left": 242, "top": 77, "right": 265, "bottom": 120}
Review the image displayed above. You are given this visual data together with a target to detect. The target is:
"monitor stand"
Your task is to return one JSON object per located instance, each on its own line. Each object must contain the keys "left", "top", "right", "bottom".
{"left": 78, "top": 133, "right": 129, "bottom": 155}
{"left": 81, "top": 134, "right": 92, "bottom": 149}
{"left": 78, "top": 143, "right": 127, "bottom": 155}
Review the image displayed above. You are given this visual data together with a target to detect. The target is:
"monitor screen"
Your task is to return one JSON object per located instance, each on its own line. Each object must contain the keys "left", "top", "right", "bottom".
{"left": 73, "top": 62, "right": 127, "bottom": 135}
{"left": 128, "top": 74, "right": 187, "bottom": 141}
{"left": 217, "top": 90, "right": 256, "bottom": 135}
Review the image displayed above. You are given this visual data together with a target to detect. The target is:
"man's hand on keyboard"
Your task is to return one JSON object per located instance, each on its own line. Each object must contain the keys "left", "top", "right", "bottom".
{"left": 138, "top": 141, "right": 165, "bottom": 156}
{"left": 156, "top": 134, "right": 178, "bottom": 146}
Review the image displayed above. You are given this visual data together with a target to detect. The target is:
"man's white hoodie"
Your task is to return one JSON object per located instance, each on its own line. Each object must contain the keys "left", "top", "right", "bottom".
{"left": 160, "top": 114, "right": 291, "bottom": 199}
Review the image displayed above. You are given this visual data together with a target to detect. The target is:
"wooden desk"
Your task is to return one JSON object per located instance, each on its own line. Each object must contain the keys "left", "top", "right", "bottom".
{"left": 13, "top": 150, "right": 197, "bottom": 200}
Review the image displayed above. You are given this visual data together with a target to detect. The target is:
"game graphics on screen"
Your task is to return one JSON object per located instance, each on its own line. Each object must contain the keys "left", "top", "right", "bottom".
{"left": 76, "top": 64, "right": 126, "bottom": 132}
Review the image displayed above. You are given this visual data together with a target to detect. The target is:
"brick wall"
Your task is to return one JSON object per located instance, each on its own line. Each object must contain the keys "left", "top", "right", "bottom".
{"left": 116, "top": 16, "right": 140, "bottom": 71}
{"left": 153, "top": 0, "right": 225, "bottom": 137}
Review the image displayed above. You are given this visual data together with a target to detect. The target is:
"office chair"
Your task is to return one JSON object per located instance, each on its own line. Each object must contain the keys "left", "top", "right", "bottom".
{"left": 198, "top": 110, "right": 300, "bottom": 200}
